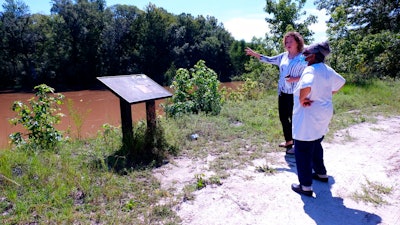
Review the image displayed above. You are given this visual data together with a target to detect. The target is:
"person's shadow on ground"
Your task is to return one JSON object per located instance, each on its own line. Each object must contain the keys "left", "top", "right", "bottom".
{"left": 281, "top": 155, "right": 382, "bottom": 225}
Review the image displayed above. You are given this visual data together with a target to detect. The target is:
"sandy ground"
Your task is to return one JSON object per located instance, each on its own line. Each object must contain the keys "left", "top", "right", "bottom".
{"left": 153, "top": 116, "right": 400, "bottom": 225}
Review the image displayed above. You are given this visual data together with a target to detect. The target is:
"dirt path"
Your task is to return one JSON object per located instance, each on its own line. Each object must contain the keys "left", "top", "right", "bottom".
{"left": 154, "top": 116, "right": 400, "bottom": 225}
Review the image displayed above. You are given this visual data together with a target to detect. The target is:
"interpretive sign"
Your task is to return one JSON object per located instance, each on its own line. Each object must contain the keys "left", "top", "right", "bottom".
{"left": 97, "top": 74, "right": 172, "bottom": 148}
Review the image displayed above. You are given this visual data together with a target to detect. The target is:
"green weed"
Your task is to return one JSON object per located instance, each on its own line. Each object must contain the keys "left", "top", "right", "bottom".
{"left": 351, "top": 178, "right": 393, "bottom": 206}
{"left": 255, "top": 164, "right": 277, "bottom": 175}
{"left": 66, "top": 98, "right": 92, "bottom": 140}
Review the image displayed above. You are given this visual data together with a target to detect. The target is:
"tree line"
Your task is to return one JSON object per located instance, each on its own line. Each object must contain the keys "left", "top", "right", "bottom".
{"left": 0, "top": 0, "right": 245, "bottom": 91}
{"left": 0, "top": 0, "right": 399, "bottom": 92}
{"left": 315, "top": 0, "right": 400, "bottom": 82}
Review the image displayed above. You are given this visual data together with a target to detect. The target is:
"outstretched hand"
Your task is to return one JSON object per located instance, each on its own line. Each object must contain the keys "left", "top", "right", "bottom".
{"left": 245, "top": 47, "right": 260, "bottom": 59}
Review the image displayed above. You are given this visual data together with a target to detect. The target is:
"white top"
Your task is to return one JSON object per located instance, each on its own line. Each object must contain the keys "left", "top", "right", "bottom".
{"left": 292, "top": 63, "right": 346, "bottom": 141}
{"left": 260, "top": 52, "right": 307, "bottom": 94}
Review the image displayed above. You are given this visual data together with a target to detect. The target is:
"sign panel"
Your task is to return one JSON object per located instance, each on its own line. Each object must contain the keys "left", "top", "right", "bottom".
{"left": 97, "top": 74, "right": 172, "bottom": 104}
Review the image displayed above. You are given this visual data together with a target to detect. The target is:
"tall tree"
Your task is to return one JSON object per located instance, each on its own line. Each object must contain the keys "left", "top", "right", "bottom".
{"left": 315, "top": 0, "right": 400, "bottom": 34}
{"left": 51, "top": 0, "right": 106, "bottom": 88}
{"left": 197, "top": 16, "right": 234, "bottom": 82}
{"left": 134, "top": 4, "right": 175, "bottom": 85}
{"left": 229, "top": 40, "right": 247, "bottom": 78}
{"left": 264, "top": 0, "right": 317, "bottom": 51}
{"left": 315, "top": 0, "right": 400, "bottom": 80}
{"left": 0, "top": 0, "right": 35, "bottom": 89}
{"left": 99, "top": 4, "right": 143, "bottom": 76}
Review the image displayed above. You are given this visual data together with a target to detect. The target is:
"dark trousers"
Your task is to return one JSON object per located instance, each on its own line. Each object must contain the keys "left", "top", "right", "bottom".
{"left": 294, "top": 137, "right": 327, "bottom": 187}
{"left": 278, "top": 93, "right": 293, "bottom": 142}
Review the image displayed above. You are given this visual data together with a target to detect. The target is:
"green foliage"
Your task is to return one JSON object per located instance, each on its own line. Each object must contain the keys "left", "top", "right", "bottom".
{"left": 235, "top": 40, "right": 279, "bottom": 89}
{"left": 229, "top": 40, "right": 248, "bottom": 77}
{"left": 105, "top": 119, "right": 177, "bottom": 172}
{"left": 194, "top": 174, "right": 222, "bottom": 190}
{"left": 264, "top": 0, "right": 316, "bottom": 51}
{"left": 255, "top": 164, "right": 277, "bottom": 175}
{"left": 242, "top": 58, "right": 278, "bottom": 90}
{"left": 195, "top": 174, "right": 207, "bottom": 190}
{"left": 355, "top": 32, "right": 400, "bottom": 79}
{"left": 164, "top": 60, "right": 223, "bottom": 116}
{"left": 0, "top": 1, "right": 234, "bottom": 90}
{"left": 225, "top": 78, "right": 266, "bottom": 102}
{"left": 317, "top": 0, "right": 400, "bottom": 80}
{"left": 315, "top": 0, "right": 400, "bottom": 34}
{"left": 327, "top": 31, "right": 400, "bottom": 81}
{"left": 9, "top": 84, "right": 65, "bottom": 150}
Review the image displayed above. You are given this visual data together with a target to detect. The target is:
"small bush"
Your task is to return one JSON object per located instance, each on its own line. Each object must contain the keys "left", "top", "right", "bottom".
{"left": 9, "top": 84, "right": 65, "bottom": 151}
{"left": 164, "top": 60, "right": 223, "bottom": 117}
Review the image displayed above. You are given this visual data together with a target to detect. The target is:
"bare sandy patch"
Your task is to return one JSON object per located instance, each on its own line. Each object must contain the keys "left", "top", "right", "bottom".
{"left": 153, "top": 116, "right": 400, "bottom": 225}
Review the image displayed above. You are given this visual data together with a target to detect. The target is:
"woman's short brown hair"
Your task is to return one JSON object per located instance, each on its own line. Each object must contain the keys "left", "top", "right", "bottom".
{"left": 283, "top": 31, "right": 305, "bottom": 53}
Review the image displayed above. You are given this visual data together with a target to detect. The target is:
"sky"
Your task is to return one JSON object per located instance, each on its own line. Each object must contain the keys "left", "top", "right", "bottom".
{"left": 0, "top": 0, "right": 329, "bottom": 42}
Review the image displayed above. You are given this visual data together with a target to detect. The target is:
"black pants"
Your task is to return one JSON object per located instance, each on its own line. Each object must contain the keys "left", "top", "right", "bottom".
{"left": 294, "top": 136, "right": 327, "bottom": 186}
{"left": 278, "top": 93, "right": 293, "bottom": 142}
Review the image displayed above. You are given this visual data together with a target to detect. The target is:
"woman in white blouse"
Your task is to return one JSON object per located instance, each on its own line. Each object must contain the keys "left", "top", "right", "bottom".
{"left": 245, "top": 31, "right": 307, "bottom": 154}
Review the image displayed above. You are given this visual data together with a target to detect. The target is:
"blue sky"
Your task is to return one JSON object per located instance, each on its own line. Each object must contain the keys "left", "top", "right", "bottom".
{"left": 0, "top": 0, "right": 328, "bottom": 42}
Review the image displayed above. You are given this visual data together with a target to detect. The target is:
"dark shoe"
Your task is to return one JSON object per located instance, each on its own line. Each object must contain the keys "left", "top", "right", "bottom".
{"left": 285, "top": 147, "right": 295, "bottom": 155}
{"left": 312, "top": 173, "right": 328, "bottom": 183}
{"left": 291, "top": 184, "right": 313, "bottom": 197}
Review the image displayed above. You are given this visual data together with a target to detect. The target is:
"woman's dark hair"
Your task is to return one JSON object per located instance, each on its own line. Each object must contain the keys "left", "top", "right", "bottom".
{"left": 283, "top": 31, "right": 305, "bottom": 53}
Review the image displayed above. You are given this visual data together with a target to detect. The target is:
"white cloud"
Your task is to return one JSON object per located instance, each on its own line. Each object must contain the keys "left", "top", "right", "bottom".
{"left": 224, "top": 17, "right": 269, "bottom": 42}
{"left": 308, "top": 8, "right": 329, "bottom": 41}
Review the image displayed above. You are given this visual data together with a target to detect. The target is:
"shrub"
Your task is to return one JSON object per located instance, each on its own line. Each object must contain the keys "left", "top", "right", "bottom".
{"left": 9, "top": 84, "right": 65, "bottom": 150}
{"left": 164, "top": 60, "right": 223, "bottom": 116}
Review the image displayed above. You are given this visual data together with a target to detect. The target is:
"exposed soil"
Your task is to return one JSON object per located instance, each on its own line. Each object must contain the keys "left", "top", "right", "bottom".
{"left": 153, "top": 116, "right": 400, "bottom": 225}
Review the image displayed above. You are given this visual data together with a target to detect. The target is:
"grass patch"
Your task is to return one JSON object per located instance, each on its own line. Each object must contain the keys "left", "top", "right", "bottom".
{"left": 255, "top": 164, "right": 277, "bottom": 175}
{"left": 351, "top": 178, "right": 393, "bottom": 207}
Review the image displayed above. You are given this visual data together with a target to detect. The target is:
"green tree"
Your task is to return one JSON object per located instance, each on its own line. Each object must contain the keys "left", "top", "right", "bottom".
{"left": 241, "top": 38, "right": 279, "bottom": 89}
{"left": 164, "top": 60, "right": 223, "bottom": 116}
{"left": 168, "top": 14, "right": 234, "bottom": 82}
{"left": 315, "top": 0, "right": 400, "bottom": 34}
{"left": 264, "top": 0, "right": 317, "bottom": 51}
{"left": 315, "top": 0, "right": 400, "bottom": 79}
{"left": 323, "top": 5, "right": 356, "bottom": 73}
{"left": 229, "top": 40, "right": 247, "bottom": 77}
{"left": 99, "top": 4, "right": 143, "bottom": 76}
{"left": 0, "top": 1, "right": 240, "bottom": 90}
{"left": 134, "top": 4, "right": 175, "bottom": 85}
{"left": 0, "top": 0, "right": 36, "bottom": 89}
{"left": 355, "top": 32, "right": 400, "bottom": 80}
{"left": 51, "top": 0, "right": 106, "bottom": 88}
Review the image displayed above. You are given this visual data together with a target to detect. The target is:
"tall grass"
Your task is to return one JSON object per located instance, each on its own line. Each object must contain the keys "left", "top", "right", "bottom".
{"left": 1, "top": 79, "right": 399, "bottom": 224}
{"left": 329, "top": 79, "right": 400, "bottom": 138}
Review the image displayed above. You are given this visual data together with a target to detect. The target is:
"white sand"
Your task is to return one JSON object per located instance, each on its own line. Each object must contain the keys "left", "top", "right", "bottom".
{"left": 154, "top": 116, "right": 400, "bottom": 225}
